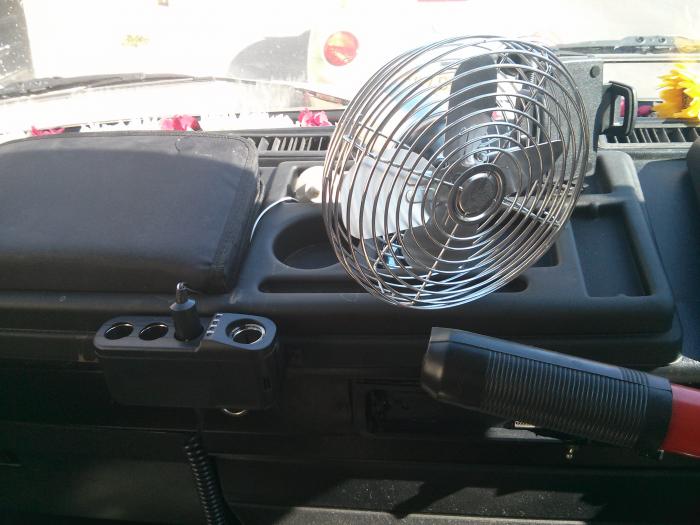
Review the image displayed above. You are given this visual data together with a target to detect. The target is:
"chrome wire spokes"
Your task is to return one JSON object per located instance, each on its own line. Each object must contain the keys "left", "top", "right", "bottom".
{"left": 323, "top": 37, "right": 589, "bottom": 309}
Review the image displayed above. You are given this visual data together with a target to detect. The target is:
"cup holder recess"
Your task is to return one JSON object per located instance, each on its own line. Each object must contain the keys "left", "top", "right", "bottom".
{"left": 273, "top": 216, "right": 338, "bottom": 269}
{"left": 104, "top": 322, "right": 134, "bottom": 340}
{"left": 227, "top": 320, "right": 265, "bottom": 345}
{"left": 139, "top": 322, "right": 169, "bottom": 341}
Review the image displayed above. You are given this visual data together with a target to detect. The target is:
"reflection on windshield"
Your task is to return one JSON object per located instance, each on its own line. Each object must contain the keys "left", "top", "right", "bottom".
{"left": 0, "top": 0, "right": 698, "bottom": 132}
{"left": 6, "top": 1, "right": 699, "bottom": 89}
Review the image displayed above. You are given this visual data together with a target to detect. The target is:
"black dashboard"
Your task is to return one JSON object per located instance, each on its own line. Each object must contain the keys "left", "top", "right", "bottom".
{"left": 1, "top": 123, "right": 700, "bottom": 524}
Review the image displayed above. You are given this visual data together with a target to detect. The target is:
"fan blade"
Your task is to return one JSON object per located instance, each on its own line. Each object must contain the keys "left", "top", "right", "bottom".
{"left": 501, "top": 195, "right": 563, "bottom": 228}
{"left": 400, "top": 203, "right": 481, "bottom": 273}
{"left": 339, "top": 148, "right": 430, "bottom": 239}
{"left": 493, "top": 139, "right": 563, "bottom": 195}
{"left": 445, "top": 54, "right": 497, "bottom": 166}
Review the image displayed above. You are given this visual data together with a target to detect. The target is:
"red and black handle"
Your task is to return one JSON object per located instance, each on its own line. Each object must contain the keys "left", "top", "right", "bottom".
{"left": 421, "top": 328, "right": 700, "bottom": 458}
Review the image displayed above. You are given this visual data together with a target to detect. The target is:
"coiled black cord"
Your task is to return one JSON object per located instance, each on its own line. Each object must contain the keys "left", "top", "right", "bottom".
{"left": 184, "top": 432, "right": 242, "bottom": 525}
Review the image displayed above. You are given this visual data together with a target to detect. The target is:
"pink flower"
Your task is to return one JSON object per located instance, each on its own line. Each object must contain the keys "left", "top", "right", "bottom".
{"left": 638, "top": 105, "right": 653, "bottom": 117}
{"left": 160, "top": 115, "right": 201, "bottom": 131}
{"left": 298, "top": 108, "right": 331, "bottom": 127}
{"left": 30, "top": 126, "right": 65, "bottom": 136}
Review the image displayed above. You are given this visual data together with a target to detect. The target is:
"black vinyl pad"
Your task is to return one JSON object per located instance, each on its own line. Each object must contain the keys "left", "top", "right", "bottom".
{"left": 0, "top": 132, "right": 259, "bottom": 293}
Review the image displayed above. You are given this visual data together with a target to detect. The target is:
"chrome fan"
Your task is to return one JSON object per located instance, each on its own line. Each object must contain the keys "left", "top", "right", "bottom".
{"left": 322, "top": 36, "right": 590, "bottom": 308}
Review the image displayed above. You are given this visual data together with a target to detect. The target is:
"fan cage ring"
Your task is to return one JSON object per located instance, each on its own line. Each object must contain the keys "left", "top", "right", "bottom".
{"left": 322, "top": 36, "right": 590, "bottom": 309}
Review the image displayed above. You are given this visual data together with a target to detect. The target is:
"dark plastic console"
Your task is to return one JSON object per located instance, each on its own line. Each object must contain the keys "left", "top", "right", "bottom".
{"left": 235, "top": 150, "right": 679, "bottom": 367}
{"left": 0, "top": 149, "right": 680, "bottom": 371}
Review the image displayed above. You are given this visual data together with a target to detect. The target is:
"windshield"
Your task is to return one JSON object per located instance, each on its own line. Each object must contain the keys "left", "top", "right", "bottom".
{"left": 2, "top": 0, "right": 699, "bottom": 131}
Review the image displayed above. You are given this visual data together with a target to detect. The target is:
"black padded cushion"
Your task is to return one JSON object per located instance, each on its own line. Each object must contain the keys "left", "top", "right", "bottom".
{"left": 0, "top": 132, "right": 259, "bottom": 293}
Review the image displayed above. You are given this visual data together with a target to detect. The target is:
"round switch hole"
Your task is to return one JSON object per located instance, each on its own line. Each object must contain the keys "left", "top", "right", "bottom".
{"left": 139, "top": 323, "right": 168, "bottom": 341}
{"left": 104, "top": 322, "right": 134, "bottom": 340}
{"left": 228, "top": 322, "right": 265, "bottom": 345}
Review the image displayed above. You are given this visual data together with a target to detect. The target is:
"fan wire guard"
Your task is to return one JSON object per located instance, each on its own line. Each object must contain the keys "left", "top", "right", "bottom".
{"left": 322, "top": 36, "right": 590, "bottom": 309}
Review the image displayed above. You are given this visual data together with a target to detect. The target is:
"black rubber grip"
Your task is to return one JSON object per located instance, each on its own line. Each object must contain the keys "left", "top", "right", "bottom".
{"left": 421, "top": 328, "right": 673, "bottom": 451}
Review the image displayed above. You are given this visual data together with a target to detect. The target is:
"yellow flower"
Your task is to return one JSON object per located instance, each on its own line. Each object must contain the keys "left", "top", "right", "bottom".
{"left": 653, "top": 64, "right": 700, "bottom": 120}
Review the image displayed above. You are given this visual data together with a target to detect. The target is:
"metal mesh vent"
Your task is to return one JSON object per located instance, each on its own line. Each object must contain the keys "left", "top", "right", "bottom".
{"left": 248, "top": 134, "right": 330, "bottom": 152}
{"left": 602, "top": 126, "right": 700, "bottom": 145}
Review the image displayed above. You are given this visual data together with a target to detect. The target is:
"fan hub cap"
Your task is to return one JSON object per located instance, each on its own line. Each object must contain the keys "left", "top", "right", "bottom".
{"left": 450, "top": 165, "right": 504, "bottom": 223}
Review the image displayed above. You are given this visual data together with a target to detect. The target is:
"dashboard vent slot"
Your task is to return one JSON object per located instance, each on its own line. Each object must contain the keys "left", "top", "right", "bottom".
{"left": 608, "top": 126, "right": 700, "bottom": 144}
{"left": 600, "top": 122, "right": 700, "bottom": 148}
{"left": 247, "top": 134, "right": 330, "bottom": 152}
